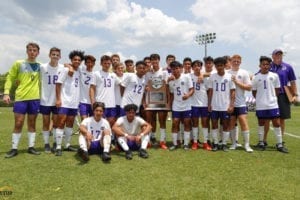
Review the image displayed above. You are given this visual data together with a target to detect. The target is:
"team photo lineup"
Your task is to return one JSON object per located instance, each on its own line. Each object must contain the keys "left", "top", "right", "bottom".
{"left": 2, "top": 42, "right": 299, "bottom": 162}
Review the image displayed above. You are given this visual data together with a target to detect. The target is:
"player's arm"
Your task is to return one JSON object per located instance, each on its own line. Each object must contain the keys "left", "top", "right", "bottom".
{"left": 252, "top": 90, "right": 257, "bottom": 98}
{"left": 139, "top": 122, "right": 152, "bottom": 136}
{"left": 3, "top": 62, "right": 19, "bottom": 104}
{"left": 120, "top": 85, "right": 125, "bottom": 97}
{"left": 112, "top": 122, "right": 128, "bottom": 138}
{"left": 55, "top": 83, "right": 62, "bottom": 107}
{"left": 182, "top": 87, "right": 194, "bottom": 100}
{"left": 228, "top": 89, "right": 235, "bottom": 113}
{"left": 232, "top": 76, "right": 252, "bottom": 91}
{"left": 207, "top": 88, "right": 213, "bottom": 112}
{"left": 89, "top": 84, "right": 96, "bottom": 105}
{"left": 79, "top": 124, "right": 93, "bottom": 142}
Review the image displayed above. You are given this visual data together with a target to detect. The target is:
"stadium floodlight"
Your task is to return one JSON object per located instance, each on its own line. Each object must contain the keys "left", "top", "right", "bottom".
{"left": 195, "top": 32, "right": 216, "bottom": 57}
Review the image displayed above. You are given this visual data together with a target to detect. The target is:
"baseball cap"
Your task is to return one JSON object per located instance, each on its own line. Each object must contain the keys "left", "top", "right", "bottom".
{"left": 272, "top": 49, "right": 283, "bottom": 55}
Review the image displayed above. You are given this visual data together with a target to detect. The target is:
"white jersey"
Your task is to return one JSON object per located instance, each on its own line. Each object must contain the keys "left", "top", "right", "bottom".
{"left": 228, "top": 68, "right": 251, "bottom": 107}
{"left": 208, "top": 72, "right": 235, "bottom": 111}
{"left": 121, "top": 73, "right": 146, "bottom": 108}
{"left": 145, "top": 68, "right": 169, "bottom": 84}
{"left": 79, "top": 67, "right": 94, "bottom": 104}
{"left": 56, "top": 67, "right": 80, "bottom": 109}
{"left": 252, "top": 71, "right": 280, "bottom": 110}
{"left": 115, "top": 116, "right": 146, "bottom": 136}
{"left": 169, "top": 74, "right": 193, "bottom": 111}
{"left": 91, "top": 70, "right": 121, "bottom": 108}
{"left": 190, "top": 73, "right": 209, "bottom": 107}
{"left": 81, "top": 117, "right": 111, "bottom": 141}
{"left": 40, "top": 63, "right": 64, "bottom": 106}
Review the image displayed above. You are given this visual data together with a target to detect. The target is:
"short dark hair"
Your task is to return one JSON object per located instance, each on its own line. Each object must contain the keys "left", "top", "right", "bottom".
{"left": 135, "top": 61, "right": 146, "bottom": 68}
{"left": 26, "top": 42, "right": 40, "bottom": 51}
{"left": 170, "top": 61, "right": 182, "bottom": 69}
{"left": 100, "top": 55, "right": 112, "bottom": 63}
{"left": 192, "top": 60, "right": 203, "bottom": 67}
{"left": 92, "top": 102, "right": 105, "bottom": 111}
{"left": 166, "top": 54, "right": 176, "bottom": 61}
{"left": 124, "top": 104, "right": 138, "bottom": 112}
{"left": 150, "top": 53, "right": 160, "bottom": 61}
{"left": 259, "top": 56, "right": 272, "bottom": 64}
{"left": 203, "top": 56, "right": 214, "bottom": 63}
{"left": 49, "top": 47, "right": 61, "bottom": 54}
{"left": 143, "top": 56, "right": 150, "bottom": 61}
{"left": 213, "top": 57, "right": 227, "bottom": 65}
{"left": 125, "top": 59, "right": 134, "bottom": 65}
{"left": 69, "top": 50, "right": 85, "bottom": 60}
{"left": 183, "top": 57, "right": 192, "bottom": 63}
{"left": 84, "top": 55, "right": 96, "bottom": 62}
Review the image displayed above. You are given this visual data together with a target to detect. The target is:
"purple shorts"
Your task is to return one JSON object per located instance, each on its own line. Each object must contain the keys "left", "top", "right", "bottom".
{"left": 58, "top": 107, "right": 78, "bottom": 116}
{"left": 13, "top": 100, "right": 40, "bottom": 114}
{"left": 115, "top": 105, "right": 122, "bottom": 118}
{"left": 40, "top": 105, "right": 58, "bottom": 115}
{"left": 127, "top": 140, "right": 141, "bottom": 151}
{"left": 88, "top": 140, "right": 103, "bottom": 155}
{"left": 232, "top": 106, "right": 248, "bottom": 116}
{"left": 172, "top": 110, "right": 192, "bottom": 119}
{"left": 211, "top": 111, "right": 230, "bottom": 120}
{"left": 191, "top": 106, "right": 209, "bottom": 118}
{"left": 79, "top": 103, "right": 93, "bottom": 116}
{"left": 104, "top": 107, "right": 117, "bottom": 118}
{"left": 256, "top": 108, "right": 280, "bottom": 119}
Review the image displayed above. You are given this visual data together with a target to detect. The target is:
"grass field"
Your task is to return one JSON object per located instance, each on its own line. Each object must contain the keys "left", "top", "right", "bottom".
{"left": 0, "top": 107, "right": 299, "bottom": 200}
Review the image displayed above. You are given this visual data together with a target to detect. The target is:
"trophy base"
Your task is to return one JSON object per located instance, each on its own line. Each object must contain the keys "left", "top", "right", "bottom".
{"left": 145, "top": 104, "right": 170, "bottom": 111}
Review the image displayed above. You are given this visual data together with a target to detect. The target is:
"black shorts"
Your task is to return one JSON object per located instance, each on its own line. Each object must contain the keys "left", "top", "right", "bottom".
{"left": 277, "top": 93, "right": 291, "bottom": 119}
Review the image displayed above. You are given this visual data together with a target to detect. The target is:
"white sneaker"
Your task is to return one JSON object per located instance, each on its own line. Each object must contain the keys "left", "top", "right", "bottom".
{"left": 236, "top": 141, "right": 242, "bottom": 147}
{"left": 245, "top": 145, "right": 253, "bottom": 153}
{"left": 229, "top": 144, "right": 236, "bottom": 150}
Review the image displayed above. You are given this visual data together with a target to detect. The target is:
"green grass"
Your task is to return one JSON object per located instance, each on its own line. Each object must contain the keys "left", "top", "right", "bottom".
{"left": 0, "top": 107, "right": 300, "bottom": 200}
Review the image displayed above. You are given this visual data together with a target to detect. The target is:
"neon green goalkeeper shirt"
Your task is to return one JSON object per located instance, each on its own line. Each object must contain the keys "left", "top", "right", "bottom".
{"left": 4, "top": 59, "right": 41, "bottom": 101}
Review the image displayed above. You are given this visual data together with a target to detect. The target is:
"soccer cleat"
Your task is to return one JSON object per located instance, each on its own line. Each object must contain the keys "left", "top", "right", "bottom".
{"left": 177, "top": 140, "right": 182, "bottom": 147}
{"left": 51, "top": 142, "right": 57, "bottom": 153}
{"left": 212, "top": 144, "right": 218, "bottom": 151}
{"left": 263, "top": 141, "right": 268, "bottom": 147}
{"left": 183, "top": 145, "right": 190, "bottom": 150}
{"left": 203, "top": 143, "right": 212, "bottom": 151}
{"left": 221, "top": 144, "right": 229, "bottom": 152}
{"left": 276, "top": 143, "right": 289, "bottom": 153}
{"left": 150, "top": 137, "right": 158, "bottom": 145}
{"left": 125, "top": 150, "right": 133, "bottom": 160}
{"left": 245, "top": 145, "right": 254, "bottom": 153}
{"left": 78, "top": 148, "right": 89, "bottom": 162}
{"left": 236, "top": 141, "right": 242, "bottom": 147}
{"left": 169, "top": 145, "right": 178, "bottom": 151}
{"left": 102, "top": 152, "right": 111, "bottom": 162}
{"left": 229, "top": 144, "right": 236, "bottom": 150}
{"left": 44, "top": 144, "right": 51, "bottom": 153}
{"left": 5, "top": 149, "right": 18, "bottom": 158}
{"left": 64, "top": 146, "right": 78, "bottom": 152}
{"left": 159, "top": 141, "right": 168, "bottom": 150}
{"left": 191, "top": 142, "right": 198, "bottom": 150}
{"left": 256, "top": 141, "right": 265, "bottom": 151}
{"left": 28, "top": 147, "right": 41, "bottom": 155}
{"left": 139, "top": 149, "right": 149, "bottom": 158}
{"left": 55, "top": 149, "right": 62, "bottom": 156}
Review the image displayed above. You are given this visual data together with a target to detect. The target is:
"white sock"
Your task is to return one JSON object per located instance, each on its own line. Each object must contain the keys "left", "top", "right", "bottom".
{"left": 52, "top": 128, "right": 56, "bottom": 143}
{"left": 42, "top": 131, "right": 50, "bottom": 144}
{"left": 117, "top": 137, "right": 129, "bottom": 151}
{"left": 222, "top": 131, "right": 230, "bottom": 145}
{"left": 103, "top": 135, "right": 111, "bottom": 153}
{"left": 212, "top": 129, "right": 219, "bottom": 144}
{"left": 64, "top": 127, "right": 73, "bottom": 148}
{"left": 243, "top": 130, "right": 250, "bottom": 146}
{"left": 235, "top": 125, "right": 239, "bottom": 141}
{"left": 12, "top": 133, "right": 21, "bottom": 149}
{"left": 56, "top": 128, "right": 64, "bottom": 149}
{"left": 177, "top": 130, "right": 181, "bottom": 141}
{"left": 184, "top": 131, "right": 190, "bottom": 146}
{"left": 160, "top": 128, "right": 166, "bottom": 142}
{"left": 192, "top": 127, "right": 198, "bottom": 143}
{"left": 258, "top": 126, "right": 264, "bottom": 141}
{"left": 141, "top": 135, "right": 150, "bottom": 150}
{"left": 202, "top": 128, "right": 209, "bottom": 142}
{"left": 219, "top": 125, "right": 223, "bottom": 139}
{"left": 28, "top": 132, "right": 36, "bottom": 148}
{"left": 273, "top": 127, "right": 283, "bottom": 144}
{"left": 79, "top": 135, "right": 88, "bottom": 151}
{"left": 172, "top": 133, "right": 178, "bottom": 145}
{"left": 230, "top": 129, "right": 236, "bottom": 145}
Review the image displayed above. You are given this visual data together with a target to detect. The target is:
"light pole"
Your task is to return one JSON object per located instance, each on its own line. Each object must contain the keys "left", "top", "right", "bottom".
{"left": 195, "top": 32, "right": 216, "bottom": 57}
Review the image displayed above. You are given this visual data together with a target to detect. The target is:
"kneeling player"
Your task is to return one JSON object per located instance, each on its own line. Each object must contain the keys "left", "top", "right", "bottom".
{"left": 78, "top": 102, "right": 112, "bottom": 162}
{"left": 112, "top": 104, "right": 152, "bottom": 160}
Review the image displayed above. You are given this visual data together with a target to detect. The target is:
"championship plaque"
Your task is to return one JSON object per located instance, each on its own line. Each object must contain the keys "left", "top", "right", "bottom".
{"left": 145, "top": 77, "right": 170, "bottom": 110}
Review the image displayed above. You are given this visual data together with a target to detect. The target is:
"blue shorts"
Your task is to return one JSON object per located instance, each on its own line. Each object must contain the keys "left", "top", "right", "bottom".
{"left": 172, "top": 110, "right": 192, "bottom": 119}
{"left": 39, "top": 105, "right": 58, "bottom": 115}
{"left": 256, "top": 108, "right": 280, "bottom": 119}
{"left": 127, "top": 140, "right": 141, "bottom": 151}
{"left": 104, "top": 107, "right": 117, "bottom": 118}
{"left": 13, "top": 100, "right": 40, "bottom": 114}
{"left": 232, "top": 106, "right": 248, "bottom": 116}
{"left": 88, "top": 140, "right": 103, "bottom": 155}
{"left": 58, "top": 107, "right": 78, "bottom": 116}
{"left": 191, "top": 106, "right": 209, "bottom": 118}
{"left": 79, "top": 103, "right": 93, "bottom": 116}
{"left": 210, "top": 111, "right": 230, "bottom": 120}
{"left": 115, "top": 105, "right": 121, "bottom": 118}
{"left": 119, "top": 107, "right": 126, "bottom": 117}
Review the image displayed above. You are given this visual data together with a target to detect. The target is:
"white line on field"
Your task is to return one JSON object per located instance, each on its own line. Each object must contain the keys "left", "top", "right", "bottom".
{"left": 270, "top": 127, "right": 300, "bottom": 139}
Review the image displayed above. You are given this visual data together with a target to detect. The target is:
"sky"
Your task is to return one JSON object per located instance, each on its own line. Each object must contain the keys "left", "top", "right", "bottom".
{"left": 0, "top": 0, "right": 300, "bottom": 89}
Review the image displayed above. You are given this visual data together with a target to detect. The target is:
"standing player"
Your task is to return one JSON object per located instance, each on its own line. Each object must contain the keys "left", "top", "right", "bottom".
{"left": 228, "top": 55, "right": 253, "bottom": 152}
{"left": 252, "top": 56, "right": 288, "bottom": 153}
{"left": 78, "top": 102, "right": 112, "bottom": 162}
{"left": 112, "top": 104, "right": 152, "bottom": 159}
{"left": 168, "top": 61, "right": 194, "bottom": 150}
{"left": 190, "top": 60, "right": 211, "bottom": 150}
{"left": 114, "top": 62, "right": 125, "bottom": 118}
{"left": 4, "top": 42, "right": 41, "bottom": 158}
{"left": 55, "top": 50, "right": 85, "bottom": 156}
{"left": 207, "top": 57, "right": 235, "bottom": 152}
{"left": 40, "top": 47, "right": 64, "bottom": 153}
{"left": 124, "top": 59, "right": 135, "bottom": 73}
